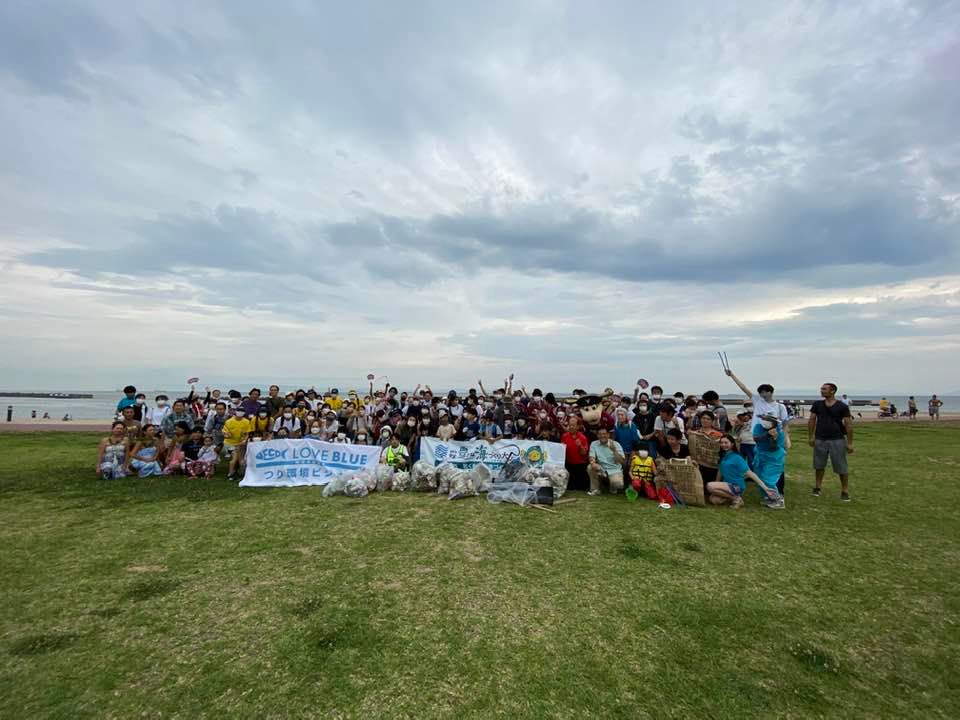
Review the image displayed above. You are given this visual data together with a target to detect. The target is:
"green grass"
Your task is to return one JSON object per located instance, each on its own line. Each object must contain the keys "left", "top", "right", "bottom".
{"left": 1, "top": 423, "right": 958, "bottom": 719}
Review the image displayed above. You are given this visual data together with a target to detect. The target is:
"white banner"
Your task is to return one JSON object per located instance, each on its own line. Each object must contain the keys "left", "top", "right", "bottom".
{"left": 418, "top": 437, "right": 566, "bottom": 479}
{"left": 239, "top": 439, "right": 381, "bottom": 487}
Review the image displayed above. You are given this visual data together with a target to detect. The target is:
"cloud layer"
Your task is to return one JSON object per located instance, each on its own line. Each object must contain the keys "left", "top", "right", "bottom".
{"left": 2, "top": 0, "right": 958, "bottom": 392}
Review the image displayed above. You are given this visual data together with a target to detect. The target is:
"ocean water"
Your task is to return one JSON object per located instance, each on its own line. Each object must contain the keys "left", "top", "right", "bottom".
{"left": 1, "top": 390, "right": 956, "bottom": 422}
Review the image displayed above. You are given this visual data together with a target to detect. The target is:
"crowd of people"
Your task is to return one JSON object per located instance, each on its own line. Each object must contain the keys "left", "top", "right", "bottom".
{"left": 97, "top": 369, "right": 856, "bottom": 508}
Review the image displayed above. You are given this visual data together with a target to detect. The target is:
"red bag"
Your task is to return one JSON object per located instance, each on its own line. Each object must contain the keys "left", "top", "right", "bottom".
{"left": 657, "top": 486, "right": 673, "bottom": 504}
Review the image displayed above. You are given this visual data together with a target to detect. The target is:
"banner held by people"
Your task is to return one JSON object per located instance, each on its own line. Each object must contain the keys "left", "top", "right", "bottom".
{"left": 419, "top": 437, "right": 565, "bottom": 479}
{"left": 240, "top": 439, "right": 381, "bottom": 487}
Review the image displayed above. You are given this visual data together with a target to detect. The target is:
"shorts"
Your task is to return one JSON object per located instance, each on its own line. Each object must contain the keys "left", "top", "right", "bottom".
{"left": 222, "top": 444, "right": 240, "bottom": 459}
{"left": 813, "top": 437, "right": 848, "bottom": 474}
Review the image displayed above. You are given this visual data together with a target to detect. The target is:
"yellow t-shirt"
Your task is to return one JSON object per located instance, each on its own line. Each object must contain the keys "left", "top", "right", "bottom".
{"left": 630, "top": 455, "right": 656, "bottom": 483}
{"left": 325, "top": 396, "right": 343, "bottom": 411}
{"left": 222, "top": 417, "right": 251, "bottom": 447}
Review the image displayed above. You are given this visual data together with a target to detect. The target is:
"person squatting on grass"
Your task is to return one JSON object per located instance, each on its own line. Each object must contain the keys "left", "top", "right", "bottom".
{"left": 707, "top": 435, "right": 784, "bottom": 510}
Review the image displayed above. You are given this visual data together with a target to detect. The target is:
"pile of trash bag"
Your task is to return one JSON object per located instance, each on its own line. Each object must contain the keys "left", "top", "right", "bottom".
{"left": 410, "top": 460, "right": 438, "bottom": 492}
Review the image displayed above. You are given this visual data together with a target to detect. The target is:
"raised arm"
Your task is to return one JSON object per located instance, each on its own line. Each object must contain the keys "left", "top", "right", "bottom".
{"left": 478, "top": 379, "right": 489, "bottom": 397}
{"left": 725, "top": 369, "right": 752, "bottom": 399}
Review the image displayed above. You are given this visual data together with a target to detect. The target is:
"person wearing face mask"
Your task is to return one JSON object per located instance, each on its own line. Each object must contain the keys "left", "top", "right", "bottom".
{"left": 131, "top": 393, "right": 147, "bottom": 421}
{"left": 145, "top": 394, "right": 172, "bottom": 428}
{"left": 320, "top": 410, "right": 339, "bottom": 438}
{"left": 514, "top": 415, "right": 532, "bottom": 439}
{"left": 629, "top": 447, "right": 657, "bottom": 500}
{"left": 418, "top": 406, "right": 436, "bottom": 437}
{"left": 222, "top": 407, "right": 251, "bottom": 480}
{"left": 752, "top": 413, "right": 787, "bottom": 509}
{"left": 333, "top": 431, "right": 351, "bottom": 445}
{"left": 724, "top": 368, "right": 790, "bottom": 442}
{"left": 226, "top": 391, "right": 244, "bottom": 418}
{"left": 381, "top": 433, "right": 409, "bottom": 470}
{"left": 354, "top": 431, "right": 369, "bottom": 446}
{"left": 377, "top": 426, "right": 393, "bottom": 449}
{"left": 272, "top": 405, "right": 303, "bottom": 438}
{"left": 457, "top": 408, "right": 481, "bottom": 441}
{"left": 304, "top": 421, "right": 323, "bottom": 439}
{"left": 249, "top": 408, "right": 271, "bottom": 435}
{"left": 632, "top": 399, "right": 658, "bottom": 458}
{"left": 396, "top": 415, "right": 419, "bottom": 459}
{"left": 725, "top": 367, "right": 791, "bottom": 493}
{"left": 647, "top": 385, "right": 665, "bottom": 415}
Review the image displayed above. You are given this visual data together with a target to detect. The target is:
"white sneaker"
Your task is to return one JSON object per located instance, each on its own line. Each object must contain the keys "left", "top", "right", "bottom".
{"left": 587, "top": 490, "right": 601, "bottom": 496}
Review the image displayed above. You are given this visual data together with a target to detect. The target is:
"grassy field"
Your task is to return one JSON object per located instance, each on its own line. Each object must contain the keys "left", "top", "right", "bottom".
{"left": 1, "top": 423, "right": 958, "bottom": 719}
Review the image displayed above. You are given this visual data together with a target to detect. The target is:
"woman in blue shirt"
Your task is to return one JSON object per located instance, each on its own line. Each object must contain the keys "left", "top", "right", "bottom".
{"left": 709, "top": 435, "right": 783, "bottom": 509}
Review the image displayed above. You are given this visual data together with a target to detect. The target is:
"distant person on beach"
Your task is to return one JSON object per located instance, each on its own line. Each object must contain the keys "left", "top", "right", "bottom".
{"left": 808, "top": 383, "right": 853, "bottom": 501}
{"left": 908, "top": 396, "right": 918, "bottom": 419}
{"left": 928, "top": 395, "right": 943, "bottom": 420}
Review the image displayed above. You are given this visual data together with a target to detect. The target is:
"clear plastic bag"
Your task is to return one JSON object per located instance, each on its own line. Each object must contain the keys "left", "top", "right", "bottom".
{"left": 322, "top": 475, "right": 348, "bottom": 497}
{"left": 501, "top": 457, "right": 534, "bottom": 484}
{"left": 435, "top": 462, "right": 458, "bottom": 494}
{"left": 356, "top": 469, "right": 377, "bottom": 492}
{"left": 344, "top": 477, "right": 369, "bottom": 498}
{"left": 525, "top": 465, "right": 569, "bottom": 499}
{"left": 411, "top": 460, "right": 438, "bottom": 492}
{"left": 486, "top": 482, "right": 538, "bottom": 506}
{"left": 469, "top": 464, "right": 492, "bottom": 493}
{"left": 393, "top": 470, "right": 411, "bottom": 491}
{"left": 375, "top": 465, "right": 394, "bottom": 492}
{"left": 447, "top": 469, "right": 476, "bottom": 500}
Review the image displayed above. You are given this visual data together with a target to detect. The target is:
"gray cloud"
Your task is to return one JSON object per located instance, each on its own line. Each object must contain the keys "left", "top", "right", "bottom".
{"left": 2, "top": 0, "right": 959, "bottom": 390}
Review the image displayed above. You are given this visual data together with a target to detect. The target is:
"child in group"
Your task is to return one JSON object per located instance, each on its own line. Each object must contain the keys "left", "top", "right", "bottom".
{"left": 223, "top": 408, "right": 251, "bottom": 480}
{"left": 185, "top": 434, "right": 219, "bottom": 479}
{"left": 629, "top": 447, "right": 657, "bottom": 500}
{"left": 436, "top": 410, "right": 456, "bottom": 441}
{"left": 163, "top": 421, "right": 192, "bottom": 474}
{"left": 120, "top": 406, "right": 141, "bottom": 445}
{"left": 97, "top": 421, "right": 129, "bottom": 479}
{"left": 126, "top": 424, "right": 164, "bottom": 478}
{"left": 752, "top": 413, "right": 786, "bottom": 509}
{"left": 733, "top": 411, "right": 756, "bottom": 468}
{"left": 707, "top": 434, "right": 783, "bottom": 509}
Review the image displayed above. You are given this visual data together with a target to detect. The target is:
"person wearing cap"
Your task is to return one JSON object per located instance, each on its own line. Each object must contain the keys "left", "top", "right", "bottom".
{"left": 436, "top": 409, "right": 456, "bottom": 441}
{"left": 587, "top": 427, "right": 626, "bottom": 495}
{"left": 325, "top": 389, "right": 343, "bottom": 412}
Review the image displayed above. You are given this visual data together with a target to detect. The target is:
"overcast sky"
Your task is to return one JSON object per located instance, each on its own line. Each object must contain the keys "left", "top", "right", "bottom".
{"left": 1, "top": 1, "right": 958, "bottom": 394}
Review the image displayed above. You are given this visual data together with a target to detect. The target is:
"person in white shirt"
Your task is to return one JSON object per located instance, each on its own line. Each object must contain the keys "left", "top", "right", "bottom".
{"left": 144, "top": 394, "right": 172, "bottom": 428}
{"left": 725, "top": 367, "right": 791, "bottom": 494}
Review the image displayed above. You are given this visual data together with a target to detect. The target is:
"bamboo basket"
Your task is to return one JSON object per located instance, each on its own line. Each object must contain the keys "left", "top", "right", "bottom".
{"left": 688, "top": 431, "right": 721, "bottom": 469}
{"left": 658, "top": 458, "right": 706, "bottom": 507}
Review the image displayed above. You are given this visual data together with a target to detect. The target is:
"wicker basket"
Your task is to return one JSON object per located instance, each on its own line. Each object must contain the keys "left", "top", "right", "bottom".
{"left": 688, "top": 431, "right": 721, "bottom": 469}
{"left": 658, "top": 458, "right": 706, "bottom": 507}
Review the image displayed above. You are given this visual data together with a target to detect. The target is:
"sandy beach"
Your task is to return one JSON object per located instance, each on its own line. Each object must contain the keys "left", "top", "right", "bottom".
{"left": 1, "top": 414, "right": 957, "bottom": 433}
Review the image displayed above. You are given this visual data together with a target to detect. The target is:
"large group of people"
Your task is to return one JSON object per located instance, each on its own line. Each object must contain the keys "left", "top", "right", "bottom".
{"left": 97, "top": 367, "right": 856, "bottom": 508}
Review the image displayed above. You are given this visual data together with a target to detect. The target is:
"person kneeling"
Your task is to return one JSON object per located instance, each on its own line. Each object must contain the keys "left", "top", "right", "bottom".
{"left": 707, "top": 434, "right": 784, "bottom": 510}
{"left": 587, "top": 427, "right": 626, "bottom": 496}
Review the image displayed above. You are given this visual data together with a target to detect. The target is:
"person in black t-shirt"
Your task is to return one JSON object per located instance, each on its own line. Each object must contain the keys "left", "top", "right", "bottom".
{"left": 808, "top": 382, "right": 853, "bottom": 501}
